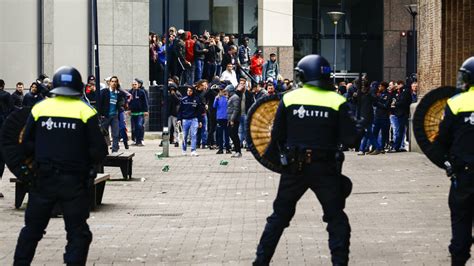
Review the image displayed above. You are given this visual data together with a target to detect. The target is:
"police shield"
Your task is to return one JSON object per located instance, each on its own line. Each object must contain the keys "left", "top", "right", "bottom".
{"left": 413, "top": 86, "right": 458, "bottom": 168}
{"left": 1, "top": 107, "right": 35, "bottom": 180}
{"left": 246, "top": 94, "right": 284, "bottom": 173}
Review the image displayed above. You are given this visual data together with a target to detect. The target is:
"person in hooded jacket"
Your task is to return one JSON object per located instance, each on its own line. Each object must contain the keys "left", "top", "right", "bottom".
{"left": 184, "top": 31, "right": 195, "bottom": 85}
{"left": 177, "top": 86, "right": 203, "bottom": 156}
{"left": 388, "top": 80, "right": 412, "bottom": 152}
{"left": 23, "top": 82, "right": 44, "bottom": 108}
{"left": 225, "top": 84, "right": 243, "bottom": 158}
{"left": 194, "top": 35, "right": 208, "bottom": 82}
{"left": 128, "top": 78, "right": 149, "bottom": 146}
{"left": 372, "top": 81, "right": 392, "bottom": 153}
{"left": 353, "top": 78, "right": 377, "bottom": 155}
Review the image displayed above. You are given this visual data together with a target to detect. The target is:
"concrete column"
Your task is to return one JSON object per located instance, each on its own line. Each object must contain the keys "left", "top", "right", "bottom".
{"left": 0, "top": 0, "right": 38, "bottom": 88}
{"left": 53, "top": 1, "right": 89, "bottom": 76}
{"left": 98, "top": 0, "right": 149, "bottom": 86}
{"left": 258, "top": 0, "right": 294, "bottom": 80}
{"left": 382, "top": 0, "right": 414, "bottom": 83}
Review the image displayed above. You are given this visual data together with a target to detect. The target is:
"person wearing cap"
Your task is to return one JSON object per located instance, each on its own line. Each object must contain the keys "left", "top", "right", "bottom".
{"left": 250, "top": 50, "right": 264, "bottom": 83}
{"left": 262, "top": 53, "right": 279, "bottom": 84}
{"left": 128, "top": 78, "right": 149, "bottom": 146}
{"left": 13, "top": 66, "right": 108, "bottom": 265}
{"left": 213, "top": 84, "right": 232, "bottom": 154}
{"left": 84, "top": 75, "right": 97, "bottom": 107}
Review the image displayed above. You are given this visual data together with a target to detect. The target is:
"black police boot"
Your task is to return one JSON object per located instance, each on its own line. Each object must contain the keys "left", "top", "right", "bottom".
{"left": 124, "top": 142, "right": 129, "bottom": 149}
{"left": 451, "top": 257, "right": 467, "bottom": 266}
{"left": 252, "top": 259, "right": 269, "bottom": 266}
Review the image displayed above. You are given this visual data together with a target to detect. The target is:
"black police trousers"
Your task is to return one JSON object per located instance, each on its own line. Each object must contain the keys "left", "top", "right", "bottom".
{"left": 14, "top": 172, "right": 92, "bottom": 266}
{"left": 448, "top": 171, "right": 474, "bottom": 265}
{"left": 254, "top": 162, "right": 351, "bottom": 265}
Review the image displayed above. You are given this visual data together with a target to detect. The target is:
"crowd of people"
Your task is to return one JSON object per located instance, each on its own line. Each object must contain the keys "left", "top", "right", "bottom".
{"left": 150, "top": 26, "right": 296, "bottom": 157}
{"left": 335, "top": 78, "right": 418, "bottom": 155}
{"left": 0, "top": 27, "right": 421, "bottom": 201}
{"left": 165, "top": 76, "right": 291, "bottom": 158}
{"left": 149, "top": 28, "right": 289, "bottom": 88}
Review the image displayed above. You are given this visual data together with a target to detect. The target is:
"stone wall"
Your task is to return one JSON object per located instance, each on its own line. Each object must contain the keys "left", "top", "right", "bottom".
{"left": 383, "top": 0, "right": 416, "bottom": 82}
{"left": 442, "top": 0, "right": 474, "bottom": 88}
{"left": 417, "top": 0, "right": 442, "bottom": 97}
{"left": 98, "top": 0, "right": 149, "bottom": 86}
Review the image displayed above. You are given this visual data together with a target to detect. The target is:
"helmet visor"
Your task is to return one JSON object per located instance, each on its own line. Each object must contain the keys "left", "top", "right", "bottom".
{"left": 457, "top": 71, "right": 467, "bottom": 91}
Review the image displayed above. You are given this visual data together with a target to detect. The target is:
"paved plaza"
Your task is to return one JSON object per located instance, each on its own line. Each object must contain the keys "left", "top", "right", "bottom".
{"left": 0, "top": 140, "right": 466, "bottom": 265}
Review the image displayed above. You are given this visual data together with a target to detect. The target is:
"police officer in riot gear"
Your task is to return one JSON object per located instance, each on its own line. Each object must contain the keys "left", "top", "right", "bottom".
{"left": 253, "top": 55, "right": 358, "bottom": 266}
{"left": 435, "top": 57, "right": 474, "bottom": 266}
{"left": 13, "top": 66, "right": 108, "bottom": 265}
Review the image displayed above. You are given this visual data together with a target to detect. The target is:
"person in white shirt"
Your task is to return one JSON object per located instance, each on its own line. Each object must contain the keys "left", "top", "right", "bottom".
{"left": 220, "top": 63, "right": 238, "bottom": 87}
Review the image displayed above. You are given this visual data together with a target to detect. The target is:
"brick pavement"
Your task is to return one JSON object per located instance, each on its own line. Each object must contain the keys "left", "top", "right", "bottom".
{"left": 0, "top": 140, "right": 467, "bottom": 265}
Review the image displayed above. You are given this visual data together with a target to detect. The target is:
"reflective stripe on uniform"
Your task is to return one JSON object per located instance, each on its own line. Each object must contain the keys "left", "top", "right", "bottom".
{"left": 32, "top": 96, "right": 97, "bottom": 123}
{"left": 283, "top": 84, "right": 346, "bottom": 110}
{"left": 447, "top": 86, "right": 474, "bottom": 115}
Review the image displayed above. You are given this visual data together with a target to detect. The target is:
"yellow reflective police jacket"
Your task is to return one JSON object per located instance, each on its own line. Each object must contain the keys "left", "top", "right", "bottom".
{"left": 437, "top": 86, "right": 474, "bottom": 162}
{"left": 25, "top": 96, "right": 108, "bottom": 172}
{"left": 271, "top": 84, "right": 357, "bottom": 150}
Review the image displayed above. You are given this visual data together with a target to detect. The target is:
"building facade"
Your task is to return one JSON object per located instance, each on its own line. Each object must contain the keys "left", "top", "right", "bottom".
{"left": 2, "top": 0, "right": 470, "bottom": 93}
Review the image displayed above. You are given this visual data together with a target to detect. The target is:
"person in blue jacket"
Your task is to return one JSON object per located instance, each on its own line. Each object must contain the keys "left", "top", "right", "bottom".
{"left": 213, "top": 84, "right": 232, "bottom": 154}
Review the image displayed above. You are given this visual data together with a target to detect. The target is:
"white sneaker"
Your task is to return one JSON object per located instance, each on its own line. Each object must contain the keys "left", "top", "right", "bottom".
{"left": 231, "top": 152, "right": 242, "bottom": 158}
{"left": 182, "top": 150, "right": 187, "bottom": 156}
{"left": 191, "top": 151, "right": 199, "bottom": 157}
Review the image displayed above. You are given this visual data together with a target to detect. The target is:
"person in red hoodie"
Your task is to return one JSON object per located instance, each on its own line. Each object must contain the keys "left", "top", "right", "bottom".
{"left": 184, "top": 31, "right": 196, "bottom": 85}
{"left": 250, "top": 50, "right": 264, "bottom": 83}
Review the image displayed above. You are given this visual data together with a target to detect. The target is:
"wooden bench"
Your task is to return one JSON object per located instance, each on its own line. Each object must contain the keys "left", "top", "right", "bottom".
{"left": 100, "top": 152, "right": 135, "bottom": 180}
{"left": 9, "top": 173, "right": 111, "bottom": 211}
{"left": 89, "top": 173, "right": 110, "bottom": 210}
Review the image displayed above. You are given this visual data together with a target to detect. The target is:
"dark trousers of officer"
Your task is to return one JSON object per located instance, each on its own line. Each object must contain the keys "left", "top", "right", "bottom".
{"left": 14, "top": 171, "right": 92, "bottom": 266}
{"left": 254, "top": 162, "right": 351, "bottom": 265}
{"left": 448, "top": 171, "right": 474, "bottom": 265}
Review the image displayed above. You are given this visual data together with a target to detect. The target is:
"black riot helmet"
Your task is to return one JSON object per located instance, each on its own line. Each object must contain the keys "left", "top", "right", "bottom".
{"left": 294, "top": 54, "right": 333, "bottom": 90}
{"left": 457, "top": 57, "right": 474, "bottom": 91}
{"left": 51, "top": 66, "right": 84, "bottom": 96}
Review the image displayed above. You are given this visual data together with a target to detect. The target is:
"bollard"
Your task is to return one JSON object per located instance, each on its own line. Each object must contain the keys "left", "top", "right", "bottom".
{"left": 161, "top": 127, "right": 170, "bottom": 157}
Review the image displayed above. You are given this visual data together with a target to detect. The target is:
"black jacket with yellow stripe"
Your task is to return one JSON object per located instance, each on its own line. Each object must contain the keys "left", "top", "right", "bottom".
{"left": 272, "top": 84, "right": 357, "bottom": 151}
{"left": 24, "top": 96, "right": 108, "bottom": 172}
{"left": 436, "top": 87, "right": 474, "bottom": 164}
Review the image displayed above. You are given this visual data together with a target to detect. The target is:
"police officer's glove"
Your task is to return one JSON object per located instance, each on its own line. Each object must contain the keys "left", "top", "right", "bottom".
{"left": 87, "top": 168, "right": 97, "bottom": 188}
{"left": 444, "top": 161, "right": 455, "bottom": 177}
{"left": 18, "top": 164, "right": 36, "bottom": 188}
